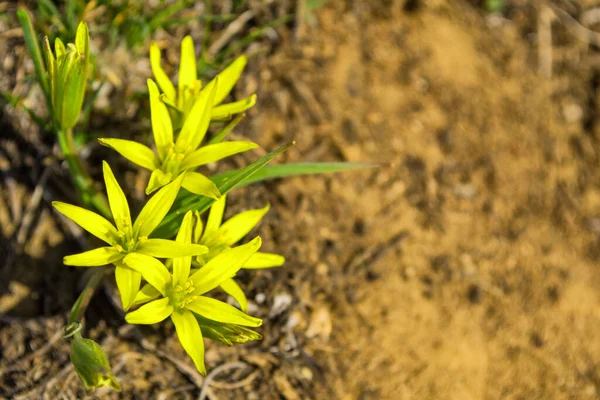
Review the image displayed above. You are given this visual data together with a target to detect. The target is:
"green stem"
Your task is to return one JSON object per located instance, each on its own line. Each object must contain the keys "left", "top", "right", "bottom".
{"left": 57, "top": 127, "right": 111, "bottom": 219}
{"left": 67, "top": 268, "right": 109, "bottom": 329}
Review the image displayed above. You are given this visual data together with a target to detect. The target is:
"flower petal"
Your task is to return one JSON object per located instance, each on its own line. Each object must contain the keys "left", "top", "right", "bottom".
{"left": 187, "top": 296, "right": 261, "bottom": 327}
{"left": 242, "top": 252, "right": 285, "bottom": 269}
{"left": 181, "top": 172, "right": 220, "bottom": 199}
{"left": 132, "top": 283, "right": 161, "bottom": 307}
{"left": 190, "top": 236, "right": 261, "bottom": 295}
{"left": 176, "top": 78, "right": 217, "bottom": 151}
{"left": 171, "top": 310, "right": 206, "bottom": 375}
{"left": 145, "top": 169, "right": 172, "bottom": 195}
{"left": 217, "top": 203, "right": 269, "bottom": 246}
{"left": 134, "top": 172, "right": 185, "bottom": 238}
{"left": 149, "top": 41, "right": 176, "bottom": 102}
{"left": 123, "top": 253, "right": 171, "bottom": 296}
{"left": 180, "top": 141, "right": 259, "bottom": 170}
{"left": 209, "top": 55, "right": 247, "bottom": 105}
{"left": 211, "top": 95, "right": 256, "bottom": 120}
{"left": 53, "top": 201, "right": 117, "bottom": 245}
{"left": 178, "top": 36, "right": 197, "bottom": 110}
{"left": 102, "top": 161, "right": 131, "bottom": 233}
{"left": 220, "top": 279, "right": 248, "bottom": 313}
{"left": 64, "top": 246, "right": 123, "bottom": 267}
{"left": 148, "top": 79, "right": 174, "bottom": 161}
{"left": 136, "top": 239, "right": 208, "bottom": 259}
{"left": 115, "top": 264, "right": 142, "bottom": 311}
{"left": 173, "top": 212, "right": 193, "bottom": 286}
{"left": 125, "top": 297, "right": 173, "bottom": 325}
{"left": 192, "top": 211, "right": 204, "bottom": 244}
{"left": 201, "top": 195, "right": 226, "bottom": 244}
{"left": 98, "top": 138, "right": 158, "bottom": 171}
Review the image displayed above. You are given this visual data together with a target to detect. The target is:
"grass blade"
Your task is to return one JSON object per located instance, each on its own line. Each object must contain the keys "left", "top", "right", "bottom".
{"left": 153, "top": 141, "right": 295, "bottom": 238}
{"left": 17, "top": 9, "right": 51, "bottom": 102}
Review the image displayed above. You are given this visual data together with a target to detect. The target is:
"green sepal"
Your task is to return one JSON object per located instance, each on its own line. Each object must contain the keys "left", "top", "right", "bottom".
{"left": 195, "top": 314, "right": 262, "bottom": 346}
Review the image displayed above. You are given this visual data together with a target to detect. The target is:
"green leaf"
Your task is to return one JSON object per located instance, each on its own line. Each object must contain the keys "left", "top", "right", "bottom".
{"left": 212, "top": 161, "right": 382, "bottom": 187}
{"left": 153, "top": 141, "right": 294, "bottom": 238}
{"left": 17, "top": 9, "right": 51, "bottom": 103}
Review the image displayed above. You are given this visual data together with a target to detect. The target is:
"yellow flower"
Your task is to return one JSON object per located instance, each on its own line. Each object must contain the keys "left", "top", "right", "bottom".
{"left": 52, "top": 161, "right": 208, "bottom": 310}
{"left": 123, "top": 212, "right": 262, "bottom": 374}
{"left": 150, "top": 36, "right": 256, "bottom": 120}
{"left": 191, "top": 195, "right": 285, "bottom": 312}
{"left": 99, "top": 79, "right": 258, "bottom": 196}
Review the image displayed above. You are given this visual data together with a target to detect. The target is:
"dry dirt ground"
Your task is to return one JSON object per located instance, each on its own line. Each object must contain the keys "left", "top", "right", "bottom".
{"left": 2, "top": 0, "right": 600, "bottom": 399}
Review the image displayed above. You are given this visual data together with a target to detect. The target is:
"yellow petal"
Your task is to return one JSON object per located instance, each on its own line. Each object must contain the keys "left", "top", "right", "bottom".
{"left": 181, "top": 172, "right": 220, "bottom": 199}
{"left": 148, "top": 79, "right": 174, "bottom": 160}
{"left": 217, "top": 203, "right": 270, "bottom": 246}
{"left": 173, "top": 212, "right": 193, "bottom": 286}
{"left": 136, "top": 239, "right": 208, "bottom": 258}
{"left": 187, "top": 296, "right": 261, "bottom": 327}
{"left": 210, "top": 95, "right": 256, "bottom": 120}
{"left": 176, "top": 78, "right": 217, "bottom": 151}
{"left": 145, "top": 169, "right": 172, "bottom": 195}
{"left": 125, "top": 297, "right": 173, "bottom": 325}
{"left": 102, "top": 161, "right": 131, "bottom": 233}
{"left": 115, "top": 264, "right": 141, "bottom": 311}
{"left": 178, "top": 36, "right": 197, "bottom": 110}
{"left": 98, "top": 138, "right": 158, "bottom": 171}
{"left": 201, "top": 195, "right": 226, "bottom": 244}
{"left": 189, "top": 236, "right": 261, "bottom": 295}
{"left": 242, "top": 252, "right": 285, "bottom": 269}
{"left": 209, "top": 55, "right": 247, "bottom": 105}
{"left": 123, "top": 253, "right": 171, "bottom": 296}
{"left": 149, "top": 41, "right": 176, "bottom": 102}
{"left": 180, "top": 141, "right": 259, "bottom": 170}
{"left": 52, "top": 201, "right": 117, "bottom": 245}
{"left": 171, "top": 310, "right": 206, "bottom": 375}
{"left": 132, "top": 283, "right": 161, "bottom": 307}
{"left": 134, "top": 172, "right": 185, "bottom": 238}
{"left": 63, "top": 246, "right": 123, "bottom": 267}
{"left": 220, "top": 279, "right": 248, "bottom": 313}
{"left": 192, "top": 211, "right": 204, "bottom": 244}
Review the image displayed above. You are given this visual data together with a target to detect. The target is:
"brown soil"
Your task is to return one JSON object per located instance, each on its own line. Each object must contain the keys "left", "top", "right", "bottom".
{"left": 2, "top": 1, "right": 600, "bottom": 399}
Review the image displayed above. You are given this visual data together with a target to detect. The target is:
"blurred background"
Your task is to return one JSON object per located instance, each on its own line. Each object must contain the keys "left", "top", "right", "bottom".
{"left": 1, "top": 0, "right": 600, "bottom": 398}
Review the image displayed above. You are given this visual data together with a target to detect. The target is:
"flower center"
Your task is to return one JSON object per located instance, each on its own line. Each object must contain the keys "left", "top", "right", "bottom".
{"left": 114, "top": 228, "right": 146, "bottom": 253}
{"left": 167, "top": 280, "right": 198, "bottom": 311}
{"left": 160, "top": 144, "right": 190, "bottom": 175}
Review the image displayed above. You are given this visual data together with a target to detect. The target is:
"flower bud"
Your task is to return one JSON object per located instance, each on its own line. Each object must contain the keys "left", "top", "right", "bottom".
{"left": 70, "top": 337, "right": 120, "bottom": 392}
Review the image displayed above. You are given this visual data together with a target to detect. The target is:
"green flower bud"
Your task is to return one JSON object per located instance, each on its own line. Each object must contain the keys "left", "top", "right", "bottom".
{"left": 42, "top": 22, "right": 90, "bottom": 130}
{"left": 70, "top": 337, "right": 120, "bottom": 392}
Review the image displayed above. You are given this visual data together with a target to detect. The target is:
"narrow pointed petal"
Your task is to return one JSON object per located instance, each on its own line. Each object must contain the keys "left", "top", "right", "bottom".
{"left": 211, "top": 95, "right": 256, "bottom": 120}
{"left": 123, "top": 253, "right": 171, "bottom": 296}
{"left": 242, "top": 252, "right": 285, "bottom": 269}
{"left": 209, "top": 55, "right": 247, "bottom": 105}
{"left": 149, "top": 41, "right": 176, "bottom": 101}
{"left": 190, "top": 236, "right": 261, "bottom": 295}
{"left": 178, "top": 36, "right": 197, "bottom": 109}
{"left": 134, "top": 172, "right": 185, "bottom": 237}
{"left": 136, "top": 239, "right": 208, "bottom": 258}
{"left": 145, "top": 169, "right": 172, "bottom": 195}
{"left": 217, "top": 204, "right": 270, "bottom": 246}
{"left": 125, "top": 298, "right": 173, "bottom": 325}
{"left": 220, "top": 279, "right": 248, "bottom": 313}
{"left": 180, "top": 141, "right": 259, "bottom": 170}
{"left": 187, "top": 296, "right": 261, "bottom": 327}
{"left": 132, "top": 283, "right": 161, "bottom": 306}
{"left": 63, "top": 246, "right": 123, "bottom": 267}
{"left": 98, "top": 138, "right": 158, "bottom": 171}
{"left": 192, "top": 211, "right": 204, "bottom": 244}
{"left": 173, "top": 212, "right": 193, "bottom": 286}
{"left": 176, "top": 78, "right": 217, "bottom": 150}
{"left": 102, "top": 161, "right": 131, "bottom": 232}
{"left": 201, "top": 195, "right": 226, "bottom": 244}
{"left": 115, "top": 264, "right": 142, "bottom": 311}
{"left": 171, "top": 310, "right": 206, "bottom": 375}
{"left": 52, "top": 201, "right": 117, "bottom": 245}
{"left": 181, "top": 172, "right": 220, "bottom": 199}
{"left": 148, "top": 79, "right": 174, "bottom": 160}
